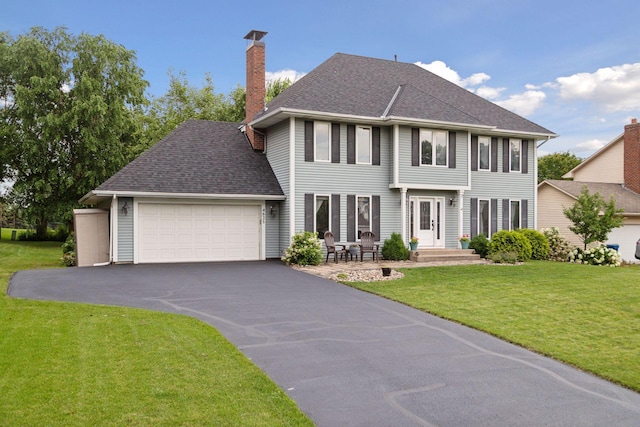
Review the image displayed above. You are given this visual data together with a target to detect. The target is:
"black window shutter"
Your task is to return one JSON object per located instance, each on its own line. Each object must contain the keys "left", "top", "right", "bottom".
{"left": 448, "top": 131, "right": 456, "bottom": 169}
{"left": 372, "top": 195, "right": 381, "bottom": 238}
{"left": 304, "top": 121, "right": 314, "bottom": 162}
{"left": 470, "top": 198, "right": 478, "bottom": 238}
{"left": 331, "top": 123, "right": 340, "bottom": 164}
{"left": 411, "top": 128, "right": 419, "bottom": 166}
{"left": 372, "top": 127, "right": 381, "bottom": 166}
{"left": 522, "top": 140, "right": 529, "bottom": 174}
{"left": 471, "top": 135, "right": 478, "bottom": 171}
{"left": 331, "top": 194, "right": 341, "bottom": 240}
{"left": 502, "top": 199, "right": 510, "bottom": 230}
{"left": 347, "top": 195, "right": 356, "bottom": 241}
{"left": 502, "top": 138, "right": 509, "bottom": 173}
{"left": 491, "top": 199, "right": 498, "bottom": 237}
{"left": 305, "top": 193, "right": 314, "bottom": 232}
{"left": 347, "top": 125, "right": 356, "bottom": 164}
{"left": 491, "top": 137, "right": 498, "bottom": 172}
{"left": 521, "top": 199, "right": 528, "bottom": 229}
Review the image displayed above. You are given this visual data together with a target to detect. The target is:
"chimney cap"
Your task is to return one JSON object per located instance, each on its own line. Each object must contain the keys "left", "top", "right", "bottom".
{"left": 632, "top": 118, "right": 638, "bottom": 124}
{"left": 244, "top": 30, "right": 268, "bottom": 42}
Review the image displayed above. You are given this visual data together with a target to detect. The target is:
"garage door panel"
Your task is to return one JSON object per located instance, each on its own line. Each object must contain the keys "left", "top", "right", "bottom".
{"left": 138, "top": 203, "right": 261, "bottom": 263}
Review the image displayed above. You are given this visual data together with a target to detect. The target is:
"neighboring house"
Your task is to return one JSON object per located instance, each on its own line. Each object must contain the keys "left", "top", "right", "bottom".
{"left": 538, "top": 119, "right": 640, "bottom": 263}
{"left": 79, "top": 30, "right": 556, "bottom": 265}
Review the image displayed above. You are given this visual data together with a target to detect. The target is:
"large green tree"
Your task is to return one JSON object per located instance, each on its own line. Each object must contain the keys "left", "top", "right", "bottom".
{"left": 0, "top": 27, "right": 147, "bottom": 238}
{"left": 537, "top": 151, "right": 582, "bottom": 183}
{"left": 563, "top": 186, "right": 624, "bottom": 250}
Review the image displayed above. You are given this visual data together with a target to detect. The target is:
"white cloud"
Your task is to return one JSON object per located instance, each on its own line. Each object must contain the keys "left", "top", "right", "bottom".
{"left": 265, "top": 69, "right": 306, "bottom": 84}
{"left": 575, "top": 139, "right": 606, "bottom": 152}
{"left": 555, "top": 62, "right": 640, "bottom": 112}
{"left": 415, "top": 60, "right": 490, "bottom": 88}
{"left": 495, "top": 90, "right": 546, "bottom": 116}
{"left": 475, "top": 86, "right": 505, "bottom": 100}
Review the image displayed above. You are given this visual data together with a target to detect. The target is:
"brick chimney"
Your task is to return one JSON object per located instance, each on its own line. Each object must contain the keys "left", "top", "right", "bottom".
{"left": 624, "top": 118, "right": 640, "bottom": 194}
{"left": 244, "top": 30, "right": 267, "bottom": 151}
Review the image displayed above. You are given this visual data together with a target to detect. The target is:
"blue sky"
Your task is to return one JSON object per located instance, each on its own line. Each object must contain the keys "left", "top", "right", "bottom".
{"left": 4, "top": 0, "right": 640, "bottom": 157}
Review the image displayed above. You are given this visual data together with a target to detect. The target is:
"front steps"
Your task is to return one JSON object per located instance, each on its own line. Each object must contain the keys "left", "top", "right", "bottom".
{"left": 410, "top": 248, "right": 483, "bottom": 263}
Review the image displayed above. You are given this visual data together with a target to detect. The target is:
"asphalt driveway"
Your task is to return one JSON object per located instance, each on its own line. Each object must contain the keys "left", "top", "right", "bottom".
{"left": 8, "top": 261, "right": 640, "bottom": 426}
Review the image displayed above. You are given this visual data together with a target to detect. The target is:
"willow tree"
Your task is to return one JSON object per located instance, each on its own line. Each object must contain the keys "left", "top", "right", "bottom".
{"left": 0, "top": 27, "right": 147, "bottom": 238}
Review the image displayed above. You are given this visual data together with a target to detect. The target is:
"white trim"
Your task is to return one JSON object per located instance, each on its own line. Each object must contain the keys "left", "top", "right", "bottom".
{"left": 478, "top": 135, "right": 491, "bottom": 171}
{"left": 133, "top": 198, "right": 139, "bottom": 264}
{"left": 458, "top": 190, "right": 464, "bottom": 245}
{"left": 314, "top": 194, "right": 331, "bottom": 237}
{"left": 82, "top": 190, "right": 285, "bottom": 204}
{"left": 400, "top": 187, "right": 407, "bottom": 243}
{"left": 509, "top": 138, "right": 522, "bottom": 173}
{"left": 409, "top": 196, "right": 445, "bottom": 248}
{"left": 111, "top": 195, "right": 117, "bottom": 263}
{"left": 355, "top": 194, "right": 372, "bottom": 237}
{"left": 382, "top": 86, "right": 403, "bottom": 118}
{"left": 393, "top": 124, "right": 400, "bottom": 187}
{"left": 313, "top": 121, "right": 331, "bottom": 162}
{"left": 390, "top": 183, "right": 471, "bottom": 191}
{"left": 355, "top": 125, "right": 372, "bottom": 165}
{"left": 289, "top": 117, "right": 296, "bottom": 243}
{"left": 418, "top": 129, "right": 449, "bottom": 167}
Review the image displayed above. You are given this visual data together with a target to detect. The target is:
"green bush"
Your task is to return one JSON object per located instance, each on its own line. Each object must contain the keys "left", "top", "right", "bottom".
{"left": 489, "top": 230, "right": 532, "bottom": 262}
{"left": 381, "top": 232, "right": 409, "bottom": 261}
{"left": 568, "top": 245, "right": 621, "bottom": 267}
{"left": 487, "top": 251, "right": 519, "bottom": 264}
{"left": 517, "top": 229, "right": 550, "bottom": 260}
{"left": 282, "top": 231, "right": 323, "bottom": 266}
{"left": 18, "top": 226, "right": 70, "bottom": 242}
{"left": 60, "top": 232, "right": 77, "bottom": 267}
{"left": 542, "top": 227, "right": 573, "bottom": 262}
{"left": 469, "top": 234, "right": 490, "bottom": 258}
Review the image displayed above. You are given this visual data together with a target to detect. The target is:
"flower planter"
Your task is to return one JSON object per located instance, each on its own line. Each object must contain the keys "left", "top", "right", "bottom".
{"left": 381, "top": 267, "right": 392, "bottom": 277}
{"left": 409, "top": 242, "right": 418, "bottom": 251}
{"left": 460, "top": 240, "right": 470, "bottom": 249}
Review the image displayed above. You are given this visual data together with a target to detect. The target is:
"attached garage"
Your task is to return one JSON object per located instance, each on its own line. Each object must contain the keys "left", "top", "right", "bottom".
{"left": 137, "top": 202, "right": 262, "bottom": 263}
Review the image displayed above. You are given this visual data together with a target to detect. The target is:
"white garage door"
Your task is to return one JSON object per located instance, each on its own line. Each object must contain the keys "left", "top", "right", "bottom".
{"left": 138, "top": 203, "right": 262, "bottom": 263}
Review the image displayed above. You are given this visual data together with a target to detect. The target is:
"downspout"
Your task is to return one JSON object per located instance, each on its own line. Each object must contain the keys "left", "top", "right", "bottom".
{"left": 400, "top": 188, "right": 407, "bottom": 243}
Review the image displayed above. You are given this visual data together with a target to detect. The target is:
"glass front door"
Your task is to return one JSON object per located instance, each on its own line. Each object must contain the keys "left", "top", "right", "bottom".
{"left": 411, "top": 197, "right": 444, "bottom": 247}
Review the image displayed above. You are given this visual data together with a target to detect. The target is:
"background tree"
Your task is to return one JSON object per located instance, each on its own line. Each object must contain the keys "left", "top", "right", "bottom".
{"left": 563, "top": 186, "right": 624, "bottom": 250}
{"left": 537, "top": 151, "right": 582, "bottom": 183}
{"left": 0, "top": 27, "right": 147, "bottom": 238}
{"left": 266, "top": 77, "right": 292, "bottom": 103}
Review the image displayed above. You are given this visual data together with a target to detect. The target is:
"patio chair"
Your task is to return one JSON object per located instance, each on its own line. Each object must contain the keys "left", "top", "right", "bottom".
{"left": 324, "top": 231, "right": 348, "bottom": 263}
{"left": 359, "top": 231, "right": 380, "bottom": 262}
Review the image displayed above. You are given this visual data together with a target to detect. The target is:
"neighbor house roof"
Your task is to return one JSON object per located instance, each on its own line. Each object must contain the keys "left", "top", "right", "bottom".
{"left": 83, "top": 120, "right": 284, "bottom": 202}
{"left": 253, "top": 53, "right": 556, "bottom": 138}
{"left": 541, "top": 179, "right": 640, "bottom": 214}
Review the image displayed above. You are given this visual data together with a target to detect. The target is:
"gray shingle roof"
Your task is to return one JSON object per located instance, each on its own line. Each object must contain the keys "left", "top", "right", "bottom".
{"left": 96, "top": 120, "right": 283, "bottom": 196}
{"left": 543, "top": 180, "right": 640, "bottom": 214}
{"left": 258, "top": 53, "right": 555, "bottom": 136}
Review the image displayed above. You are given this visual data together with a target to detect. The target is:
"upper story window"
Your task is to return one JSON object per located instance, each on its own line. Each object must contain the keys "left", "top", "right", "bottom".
{"left": 314, "top": 122, "right": 331, "bottom": 162}
{"left": 356, "top": 126, "right": 371, "bottom": 164}
{"left": 510, "top": 138, "right": 522, "bottom": 172}
{"left": 478, "top": 136, "right": 490, "bottom": 170}
{"left": 421, "top": 129, "right": 448, "bottom": 166}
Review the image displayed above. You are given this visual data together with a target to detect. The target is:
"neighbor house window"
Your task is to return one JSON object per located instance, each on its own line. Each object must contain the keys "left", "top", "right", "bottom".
{"left": 357, "top": 196, "right": 371, "bottom": 238}
{"left": 510, "top": 200, "right": 520, "bottom": 230}
{"left": 356, "top": 126, "right": 371, "bottom": 164}
{"left": 479, "top": 199, "right": 490, "bottom": 237}
{"left": 421, "top": 129, "right": 448, "bottom": 166}
{"left": 315, "top": 121, "right": 330, "bottom": 162}
{"left": 478, "top": 136, "right": 490, "bottom": 170}
{"left": 316, "top": 195, "right": 330, "bottom": 239}
{"left": 510, "top": 138, "right": 521, "bottom": 172}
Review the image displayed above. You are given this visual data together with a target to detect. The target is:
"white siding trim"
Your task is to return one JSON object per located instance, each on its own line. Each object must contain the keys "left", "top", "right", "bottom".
{"left": 111, "top": 195, "right": 117, "bottom": 263}
{"left": 401, "top": 188, "right": 407, "bottom": 243}
{"left": 393, "top": 124, "right": 400, "bottom": 187}
{"left": 289, "top": 117, "right": 296, "bottom": 242}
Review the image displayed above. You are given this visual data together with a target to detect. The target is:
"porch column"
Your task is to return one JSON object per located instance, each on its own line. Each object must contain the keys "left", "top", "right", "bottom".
{"left": 458, "top": 189, "right": 464, "bottom": 247}
{"left": 400, "top": 187, "right": 407, "bottom": 243}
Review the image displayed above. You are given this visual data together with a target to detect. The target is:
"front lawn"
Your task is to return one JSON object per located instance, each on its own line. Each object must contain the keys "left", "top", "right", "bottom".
{"left": 348, "top": 261, "right": 640, "bottom": 392}
{"left": 0, "top": 240, "right": 312, "bottom": 426}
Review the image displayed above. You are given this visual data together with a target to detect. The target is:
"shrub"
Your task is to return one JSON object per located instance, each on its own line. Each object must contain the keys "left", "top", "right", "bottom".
{"left": 18, "top": 226, "right": 70, "bottom": 242}
{"left": 568, "top": 245, "right": 621, "bottom": 267}
{"left": 517, "top": 229, "right": 550, "bottom": 260}
{"left": 488, "top": 251, "right": 519, "bottom": 264}
{"left": 488, "top": 230, "right": 532, "bottom": 262}
{"left": 542, "top": 227, "right": 573, "bottom": 262}
{"left": 282, "top": 231, "right": 323, "bottom": 266}
{"left": 381, "top": 232, "right": 409, "bottom": 261}
{"left": 61, "top": 252, "right": 77, "bottom": 267}
{"left": 60, "top": 232, "right": 77, "bottom": 267}
{"left": 469, "top": 234, "right": 490, "bottom": 258}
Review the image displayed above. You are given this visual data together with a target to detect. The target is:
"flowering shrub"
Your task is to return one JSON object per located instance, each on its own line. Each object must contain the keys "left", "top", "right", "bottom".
{"left": 410, "top": 236, "right": 419, "bottom": 244}
{"left": 459, "top": 234, "right": 470, "bottom": 242}
{"left": 541, "top": 227, "right": 573, "bottom": 262}
{"left": 282, "top": 231, "right": 323, "bottom": 266}
{"left": 568, "top": 245, "right": 621, "bottom": 267}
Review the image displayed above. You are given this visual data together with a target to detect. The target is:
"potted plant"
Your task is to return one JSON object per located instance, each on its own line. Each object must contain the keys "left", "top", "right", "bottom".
{"left": 459, "top": 234, "right": 470, "bottom": 249}
{"left": 381, "top": 265, "right": 392, "bottom": 276}
{"left": 409, "top": 236, "right": 419, "bottom": 251}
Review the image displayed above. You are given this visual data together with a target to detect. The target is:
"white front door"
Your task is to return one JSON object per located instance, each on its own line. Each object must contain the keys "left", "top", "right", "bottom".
{"left": 411, "top": 197, "right": 444, "bottom": 247}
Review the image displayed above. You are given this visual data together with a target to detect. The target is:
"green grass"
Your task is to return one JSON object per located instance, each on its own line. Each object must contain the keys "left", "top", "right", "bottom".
{"left": 0, "top": 240, "right": 313, "bottom": 426}
{"left": 348, "top": 261, "right": 640, "bottom": 392}
{"left": 0, "top": 228, "right": 26, "bottom": 240}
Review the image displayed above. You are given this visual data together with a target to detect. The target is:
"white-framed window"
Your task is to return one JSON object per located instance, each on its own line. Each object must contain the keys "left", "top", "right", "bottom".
{"left": 510, "top": 138, "right": 522, "bottom": 172}
{"left": 315, "top": 195, "right": 330, "bottom": 239}
{"left": 478, "top": 136, "right": 490, "bottom": 170}
{"left": 510, "top": 200, "right": 520, "bottom": 230}
{"left": 356, "top": 126, "right": 371, "bottom": 164}
{"left": 314, "top": 121, "right": 331, "bottom": 162}
{"left": 421, "top": 129, "right": 448, "bottom": 166}
{"left": 478, "top": 199, "right": 490, "bottom": 237}
{"left": 356, "top": 195, "right": 371, "bottom": 238}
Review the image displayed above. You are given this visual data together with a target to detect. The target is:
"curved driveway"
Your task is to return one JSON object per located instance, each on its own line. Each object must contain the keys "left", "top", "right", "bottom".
{"left": 9, "top": 261, "right": 640, "bottom": 426}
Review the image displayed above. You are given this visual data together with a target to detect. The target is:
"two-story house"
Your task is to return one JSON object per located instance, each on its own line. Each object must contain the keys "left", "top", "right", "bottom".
{"left": 78, "top": 30, "right": 556, "bottom": 265}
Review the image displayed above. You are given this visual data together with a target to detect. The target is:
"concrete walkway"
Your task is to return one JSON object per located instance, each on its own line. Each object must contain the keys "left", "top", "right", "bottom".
{"left": 8, "top": 261, "right": 640, "bottom": 426}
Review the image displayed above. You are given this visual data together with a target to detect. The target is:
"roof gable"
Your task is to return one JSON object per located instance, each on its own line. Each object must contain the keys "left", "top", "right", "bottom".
{"left": 96, "top": 120, "right": 283, "bottom": 196}
{"left": 541, "top": 179, "right": 640, "bottom": 214}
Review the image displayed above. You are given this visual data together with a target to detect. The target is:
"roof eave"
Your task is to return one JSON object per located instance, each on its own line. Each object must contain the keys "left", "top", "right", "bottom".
{"left": 80, "top": 190, "right": 286, "bottom": 205}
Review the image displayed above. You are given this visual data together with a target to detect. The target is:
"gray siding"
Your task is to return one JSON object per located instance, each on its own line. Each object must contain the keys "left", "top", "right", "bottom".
{"left": 265, "top": 201, "right": 281, "bottom": 258}
{"left": 117, "top": 197, "right": 133, "bottom": 262}
{"left": 266, "top": 120, "right": 291, "bottom": 256}
{"left": 398, "top": 127, "right": 468, "bottom": 186}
